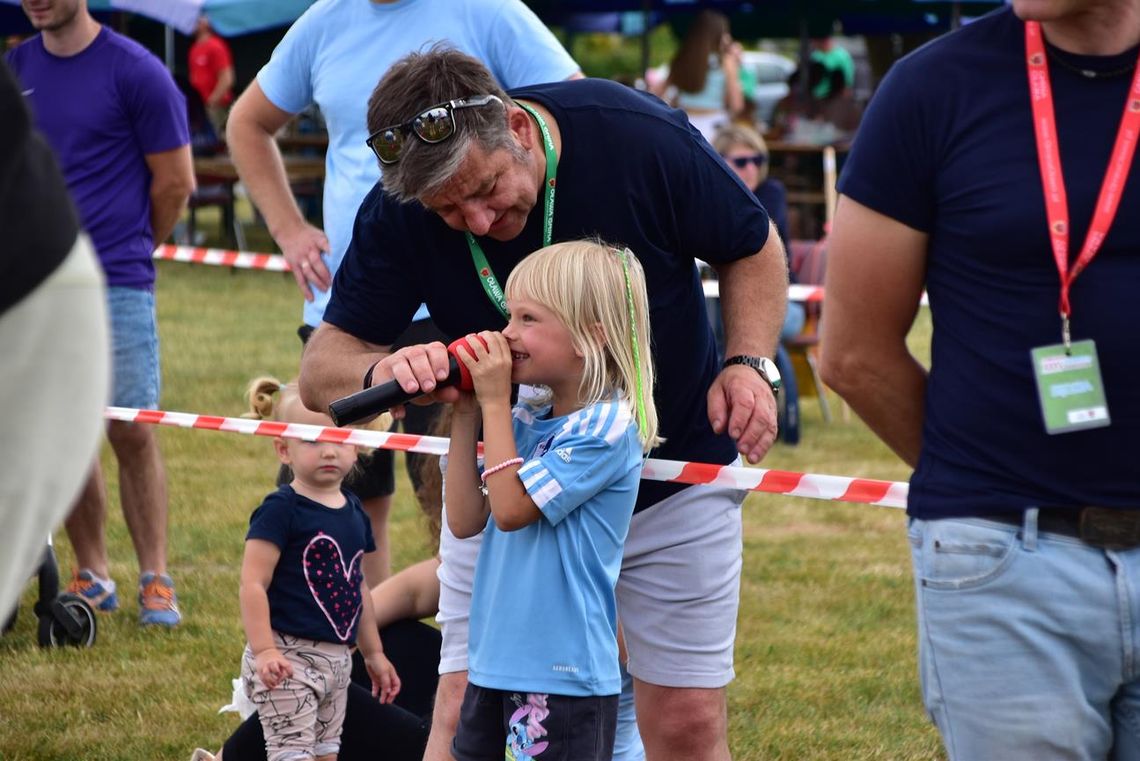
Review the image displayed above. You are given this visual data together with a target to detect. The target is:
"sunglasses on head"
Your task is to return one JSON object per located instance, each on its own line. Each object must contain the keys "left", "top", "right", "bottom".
{"left": 365, "top": 94, "right": 504, "bottom": 165}
{"left": 726, "top": 154, "right": 768, "bottom": 169}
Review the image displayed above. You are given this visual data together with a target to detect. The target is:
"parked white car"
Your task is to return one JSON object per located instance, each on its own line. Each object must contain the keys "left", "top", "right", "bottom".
{"left": 644, "top": 49, "right": 796, "bottom": 127}
{"left": 739, "top": 50, "right": 796, "bottom": 125}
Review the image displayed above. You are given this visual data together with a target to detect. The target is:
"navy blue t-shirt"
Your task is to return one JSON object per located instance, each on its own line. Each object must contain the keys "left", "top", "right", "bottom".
{"left": 326, "top": 79, "right": 772, "bottom": 512}
{"left": 839, "top": 6, "right": 1140, "bottom": 518}
{"left": 753, "top": 178, "right": 789, "bottom": 255}
{"left": 753, "top": 178, "right": 791, "bottom": 281}
{"left": 246, "top": 485, "right": 376, "bottom": 644}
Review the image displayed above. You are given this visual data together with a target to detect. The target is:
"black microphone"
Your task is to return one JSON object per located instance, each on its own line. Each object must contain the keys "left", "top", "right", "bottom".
{"left": 327, "top": 338, "right": 479, "bottom": 427}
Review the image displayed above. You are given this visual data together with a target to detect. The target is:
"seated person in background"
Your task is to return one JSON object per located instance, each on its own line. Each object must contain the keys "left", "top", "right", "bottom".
{"left": 775, "top": 38, "right": 859, "bottom": 145}
{"left": 656, "top": 9, "right": 745, "bottom": 142}
{"left": 712, "top": 124, "right": 804, "bottom": 342}
{"left": 809, "top": 37, "right": 855, "bottom": 104}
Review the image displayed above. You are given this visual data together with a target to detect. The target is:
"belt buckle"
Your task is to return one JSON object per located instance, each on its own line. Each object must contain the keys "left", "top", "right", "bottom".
{"left": 1078, "top": 507, "right": 1140, "bottom": 549}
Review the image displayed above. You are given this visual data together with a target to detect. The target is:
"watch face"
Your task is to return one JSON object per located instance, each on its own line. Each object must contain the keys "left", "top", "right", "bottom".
{"left": 760, "top": 357, "right": 782, "bottom": 388}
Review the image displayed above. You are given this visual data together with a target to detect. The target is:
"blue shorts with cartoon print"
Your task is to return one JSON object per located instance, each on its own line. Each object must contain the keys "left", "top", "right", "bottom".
{"left": 453, "top": 684, "right": 618, "bottom": 761}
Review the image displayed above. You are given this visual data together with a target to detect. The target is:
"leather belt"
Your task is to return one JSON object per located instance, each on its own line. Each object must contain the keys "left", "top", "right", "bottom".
{"left": 986, "top": 507, "right": 1140, "bottom": 550}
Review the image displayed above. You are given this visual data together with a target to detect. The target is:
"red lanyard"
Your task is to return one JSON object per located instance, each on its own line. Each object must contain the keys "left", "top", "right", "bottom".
{"left": 1026, "top": 20, "right": 1140, "bottom": 346}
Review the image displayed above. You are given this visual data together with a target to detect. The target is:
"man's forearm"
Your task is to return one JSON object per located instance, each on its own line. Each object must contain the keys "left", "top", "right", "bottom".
{"left": 818, "top": 195, "right": 932, "bottom": 468}
{"left": 150, "top": 186, "right": 191, "bottom": 246}
{"left": 298, "top": 323, "right": 389, "bottom": 413}
{"left": 717, "top": 228, "right": 788, "bottom": 359}
{"left": 826, "top": 352, "right": 927, "bottom": 467}
{"left": 227, "top": 114, "right": 307, "bottom": 239}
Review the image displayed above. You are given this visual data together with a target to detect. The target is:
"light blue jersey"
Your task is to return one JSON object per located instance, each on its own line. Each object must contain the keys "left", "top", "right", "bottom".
{"left": 256, "top": 0, "right": 579, "bottom": 327}
{"left": 468, "top": 399, "right": 643, "bottom": 697}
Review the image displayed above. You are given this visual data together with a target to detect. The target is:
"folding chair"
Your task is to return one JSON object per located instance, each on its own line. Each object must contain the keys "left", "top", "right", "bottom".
{"left": 783, "top": 237, "right": 832, "bottom": 423}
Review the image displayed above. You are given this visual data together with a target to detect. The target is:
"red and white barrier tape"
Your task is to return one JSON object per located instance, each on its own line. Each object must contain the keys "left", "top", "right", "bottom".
{"left": 702, "top": 279, "right": 929, "bottom": 307}
{"left": 154, "top": 244, "right": 291, "bottom": 272}
{"left": 155, "top": 244, "right": 930, "bottom": 307}
{"left": 105, "top": 406, "right": 909, "bottom": 510}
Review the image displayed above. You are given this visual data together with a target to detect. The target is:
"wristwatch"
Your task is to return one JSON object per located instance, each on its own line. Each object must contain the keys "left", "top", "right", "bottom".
{"left": 723, "top": 355, "right": 781, "bottom": 398}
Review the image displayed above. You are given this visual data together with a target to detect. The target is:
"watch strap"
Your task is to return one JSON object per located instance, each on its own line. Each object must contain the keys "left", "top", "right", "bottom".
{"left": 723, "top": 354, "right": 781, "bottom": 396}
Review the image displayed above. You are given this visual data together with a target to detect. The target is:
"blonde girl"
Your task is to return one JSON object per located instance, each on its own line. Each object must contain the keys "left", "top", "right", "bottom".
{"left": 239, "top": 378, "right": 399, "bottom": 761}
{"left": 445, "top": 241, "right": 657, "bottom": 761}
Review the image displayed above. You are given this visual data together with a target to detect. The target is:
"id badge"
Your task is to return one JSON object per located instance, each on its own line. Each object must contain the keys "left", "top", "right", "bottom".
{"left": 1030, "top": 339, "right": 1111, "bottom": 434}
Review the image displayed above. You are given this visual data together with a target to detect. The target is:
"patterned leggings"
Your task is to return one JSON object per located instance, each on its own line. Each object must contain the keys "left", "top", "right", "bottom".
{"left": 242, "top": 633, "right": 352, "bottom": 761}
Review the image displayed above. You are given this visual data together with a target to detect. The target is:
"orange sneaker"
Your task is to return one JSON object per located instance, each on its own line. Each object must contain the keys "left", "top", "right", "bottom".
{"left": 67, "top": 569, "right": 119, "bottom": 612}
{"left": 138, "top": 572, "right": 181, "bottom": 627}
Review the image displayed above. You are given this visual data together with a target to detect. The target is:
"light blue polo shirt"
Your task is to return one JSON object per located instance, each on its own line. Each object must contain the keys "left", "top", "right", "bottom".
{"left": 256, "top": 0, "right": 580, "bottom": 328}
{"left": 468, "top": 398, "right": 643, "bottom": 697}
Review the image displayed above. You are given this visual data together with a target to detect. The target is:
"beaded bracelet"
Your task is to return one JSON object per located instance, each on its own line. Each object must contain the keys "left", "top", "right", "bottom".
{"left": 479, "top": 457, "right": 523, "bottom": 495}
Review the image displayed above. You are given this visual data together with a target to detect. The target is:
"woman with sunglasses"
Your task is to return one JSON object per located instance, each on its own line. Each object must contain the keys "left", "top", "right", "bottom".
{"left": 712, "top": 124, "right": 802, "bottom": 340}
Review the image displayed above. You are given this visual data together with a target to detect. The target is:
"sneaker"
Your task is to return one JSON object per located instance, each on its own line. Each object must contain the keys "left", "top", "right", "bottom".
{"left": 138, "top": 572, "right": 181, "bottom": 627}
{"left": 189, "top": 749, "right": 216, "bottom": 761}
{"left": 67, "top": 569, "right": 119, "bottom": 612}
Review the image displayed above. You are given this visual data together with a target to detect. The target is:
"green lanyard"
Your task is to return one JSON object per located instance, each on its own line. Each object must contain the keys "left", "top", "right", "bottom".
{"left": 466, "top": 100, "right": 557, "bottom": 320}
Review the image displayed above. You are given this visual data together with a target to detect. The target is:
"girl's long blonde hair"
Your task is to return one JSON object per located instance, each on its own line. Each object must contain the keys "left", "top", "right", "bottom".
{"left": 505, "top": 240, "right": 661, "bottom": 453}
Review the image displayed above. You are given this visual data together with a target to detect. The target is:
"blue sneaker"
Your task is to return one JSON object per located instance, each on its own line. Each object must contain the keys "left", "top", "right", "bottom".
{"left": 138, "top": 572, "right": 181, "bottom": 627}
{"left": 67, "top": 569, "right": 119, "bottom": 612}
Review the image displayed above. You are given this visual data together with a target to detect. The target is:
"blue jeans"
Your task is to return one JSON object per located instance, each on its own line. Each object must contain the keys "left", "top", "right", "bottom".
{"left": 107, "top": 286, "right": 160, "bottom": 408}
{"left": 908, "top": 511, "right": 1140, "bottom": 760}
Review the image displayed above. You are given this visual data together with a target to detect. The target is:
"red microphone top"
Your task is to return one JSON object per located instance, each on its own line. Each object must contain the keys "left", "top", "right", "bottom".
{"left": 447, "top": 335, "right": 489, "bottom": 391}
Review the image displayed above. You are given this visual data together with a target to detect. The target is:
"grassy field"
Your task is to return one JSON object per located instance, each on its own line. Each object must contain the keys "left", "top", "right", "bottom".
{"left": 0, "top": 253, "right": 944, "bottom": 760}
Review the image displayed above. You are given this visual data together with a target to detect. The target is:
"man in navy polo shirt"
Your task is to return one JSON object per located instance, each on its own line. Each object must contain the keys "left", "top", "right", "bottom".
{"left": 299, "top": 47, "right": 788, "bottom": 761}
{"left": 822, "top": 1, "right": 1140, "bottom": 757}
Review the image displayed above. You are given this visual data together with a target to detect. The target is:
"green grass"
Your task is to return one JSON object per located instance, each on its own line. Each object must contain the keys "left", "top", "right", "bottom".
{"left": 0, "top": 234, "right": 944, "bottom": 760}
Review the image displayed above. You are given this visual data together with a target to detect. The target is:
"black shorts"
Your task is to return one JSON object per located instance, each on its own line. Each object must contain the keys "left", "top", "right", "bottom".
{"left": 452, "top": 683, "right": 617, "bottom": 761}
{"left": 289, "top": 318, "right": 448, "bottom": 500}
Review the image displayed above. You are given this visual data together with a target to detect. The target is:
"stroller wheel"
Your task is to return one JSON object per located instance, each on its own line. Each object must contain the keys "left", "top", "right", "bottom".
{"left": 37, "top": 593, "right": 97, "bottom": 648}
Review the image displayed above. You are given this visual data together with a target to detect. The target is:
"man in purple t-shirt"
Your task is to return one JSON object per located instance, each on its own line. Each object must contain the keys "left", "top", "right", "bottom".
{"left": 8, "top": 0, "right": 194, "bottom": 627}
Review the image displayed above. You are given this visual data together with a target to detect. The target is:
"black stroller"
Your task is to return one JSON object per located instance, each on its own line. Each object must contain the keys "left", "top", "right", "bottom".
{"left": 3, "top": 536, "right": 97, "bottom": 648}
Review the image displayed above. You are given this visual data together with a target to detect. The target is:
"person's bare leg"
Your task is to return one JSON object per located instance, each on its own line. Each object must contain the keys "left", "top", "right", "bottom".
{"left": 361, "top": 494, "right": 392, "bottom": 585}
{"left": 634, "top": 681, "right": 730, "bottom": 761}
{"left": 422, "top": 670, "right": 468, "bottom": 761}
{"left": 64, "top": 463, "right": 111, "bottom": 579}
{"left": 107, "top": 420, "right": 167, "bottom": 574}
